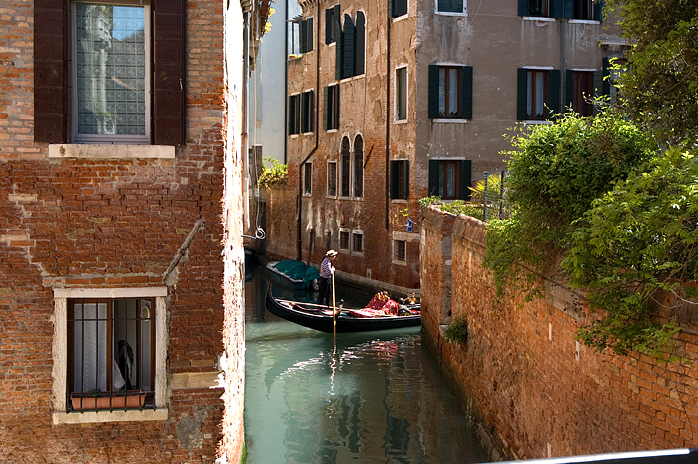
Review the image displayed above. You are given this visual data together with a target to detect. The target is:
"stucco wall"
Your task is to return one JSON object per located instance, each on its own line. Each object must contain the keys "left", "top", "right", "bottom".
{"left": 420, "top": 206, "right": 698, "bottom": 461}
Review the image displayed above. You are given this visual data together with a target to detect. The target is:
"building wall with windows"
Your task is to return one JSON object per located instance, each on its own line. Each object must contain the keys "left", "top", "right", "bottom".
{"left": 269, "top": 0, "right": 622, "bottom": 291}
{"left": 0, "top": 1, "right": 248, "bottom": 462}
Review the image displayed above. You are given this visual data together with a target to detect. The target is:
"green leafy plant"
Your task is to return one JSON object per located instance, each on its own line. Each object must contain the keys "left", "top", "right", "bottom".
{"left": 419, "top": 196, "right": 482, "bottom": 219}
{"left": 443, "top": 319, "right": 468, "bottom": 344}
{"left": 88, "top": 388, "right": 102, "bottom": 398}
{"left": 257, "top": 157, "right": 288, "bottom": 189}
{"left": 393, "top": 207, "right": 409, "bottom": 225}
{"left": 469, "top": 175, "right": 502, "bottom": 201}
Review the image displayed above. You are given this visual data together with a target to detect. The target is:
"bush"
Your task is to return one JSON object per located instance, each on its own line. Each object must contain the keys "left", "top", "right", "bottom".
{"left": 443, "top": 319, "right": 468, "bottom": 344}
{"left": 257, "top": 157, "right": 288, "bottom": 189}
{"left": 419, "top": 196, "right": 483, "bottom": 219}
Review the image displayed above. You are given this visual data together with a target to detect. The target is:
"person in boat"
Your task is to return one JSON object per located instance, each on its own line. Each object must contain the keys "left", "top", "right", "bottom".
{"left": 318, "top": 249, "right": 337, "bottom": 307}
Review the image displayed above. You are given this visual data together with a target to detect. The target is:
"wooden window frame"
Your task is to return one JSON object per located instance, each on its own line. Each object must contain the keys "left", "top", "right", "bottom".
{"left": 327, "top": 161, "right": 337, "bottom": 197}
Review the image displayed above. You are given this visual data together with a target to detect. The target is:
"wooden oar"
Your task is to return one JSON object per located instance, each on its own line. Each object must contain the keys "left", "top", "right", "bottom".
{"left": 332, "top": 272, "right": 337, "bottom": 339}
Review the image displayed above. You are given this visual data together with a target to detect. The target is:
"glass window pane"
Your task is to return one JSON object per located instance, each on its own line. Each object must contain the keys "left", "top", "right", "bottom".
{"left": 446, "top": 163, "right": 455, "bottom": 198}
{"left": 73, "top": 303, "right": 108, "bottom": 393}
{"left": 527, "top": 72, "right": 533, "bottom": 118}
{"left": 535, "top": 72, "right": 545, "bottom": 117}
{"left": 448, "top": 69, "right": 458, "bottom": 116}
{"left": 438, "top": 68, "right": 446, "bottom": 117}
{"left": 75, "top": 4, "right": 147, "bottom": 138}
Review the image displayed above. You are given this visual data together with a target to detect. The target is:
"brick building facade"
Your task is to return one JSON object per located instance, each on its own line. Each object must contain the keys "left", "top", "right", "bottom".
{"left": 420, "top": 206, "right": 698, "bottom": 460}
{"left": 266, "top": 0, "right": 623, "bottom": 291}
{"left": 0, "top": 1, "right": 253, "bottom": 462}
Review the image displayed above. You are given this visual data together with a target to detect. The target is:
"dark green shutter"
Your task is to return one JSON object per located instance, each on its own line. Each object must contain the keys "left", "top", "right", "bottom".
{"left": 334, "top": 10, "right": 343, "bottom": 80}
{"left": 460, "top": 66, "right": 473, "bottom": 120}
{"left": 593, "top": 0, "right": 604, "bottom": 21}
{"left": 564, "top": 69, "right": 574, "bottom": 112}
{"left": 343, "top": 16, "right": 355, "bottom": 78}
{"left": 428, "top": 159, "right": 439, "bottom": 196}
{"left": 300, "top": 20, "right": 307, "bottom": 53}
{"left": 300, "top": 93, "right": 307, "bottom": 133}
{"left": 602, "top": 57, "right": 611, "bottom": 97}
{"left": 326, "top": 8, "right": 333, "bottom": 44}
{"left": 307, "top": 18, "right": 314, "bottom": 52}
{"left": 355, "top": 12, "right": 365, "bottom": 75}
{"left": 394, "top": 0, "right": 407, "bottom": 17}
{"left": 548, "top": 69, "right": 561, "bottom": 117}
{"left": 550, "top": 0, "right": 564, "bottom": 18}
{"left": 458, "top": 160, "right": 472, "bottom": 201}
{"left": 288, "top": 96, "right": 296, "bottom": 134}
{"left": 518, "top": 0, "right": 528, "bottom": 16}
{"left": 403, "top": 161, "right": 409, "bottom": 199}
{"left": 516, "top": 68, "right": 528, "bottom": 120}
{"left": 428, "top": 65, "right": 440, "bottom": 119}
{"left": 592, "top": 70, "right": 603, "bottom": 115}
{"left": 308, "top": 91, "right": 315, "bottom": 132}
{"left": 34, "top": 0, "right": 67, "bottom": 143}
{"left": 323, "top": 87, "right": 329, "bottom": 130}
{"left": 390, "top": 161, "right": 399, "bottom": 199}
{"left": 563, "top": 0, "right": 573, "bottom": 18}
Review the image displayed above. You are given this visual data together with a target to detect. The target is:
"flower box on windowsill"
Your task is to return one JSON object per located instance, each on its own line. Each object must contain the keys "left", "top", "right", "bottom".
{"left": 70, "top": 392, "right": 146, "bottom": 411}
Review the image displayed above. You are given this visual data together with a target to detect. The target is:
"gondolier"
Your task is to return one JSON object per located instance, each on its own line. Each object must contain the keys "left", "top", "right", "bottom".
{"left": 318, "top": 249, "right": 337, "bottom": 306}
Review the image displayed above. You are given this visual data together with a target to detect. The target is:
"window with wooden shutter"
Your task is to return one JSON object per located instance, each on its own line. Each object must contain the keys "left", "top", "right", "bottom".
{"left": 390, "top": 160, "right": 409, "bottom": 200}
{"left": 427, "top": 159, "right": 470, "bottom": 200}
{"left": 353, "top": 135, "right": 363, "bottom": 198}
{"left": 299, "top": 18, "right": 314, "bottom": 53}
{"left": 427, "top": 66, "right": 470, "bottom": 119}
{"left": 437, "top": 0, "right": 464, "bottom": 14}
{"left": 343, "top": 15, "right": 355, "bottom": 79}
{"left": 325, "top": 7, "right": 335, "bottom": 44}
{"left": 392, "top": 0, "right": 407, "bottom": 17}
{"left": 288, "top": 94, "right": 300, "bottom": 135}
{"left": 396, "top": 67, "right": 407, "bottom": 121}
{"left": 34, "top": 0, "right": 184, "bottom": 146}
{"left": 300, "top": 90, "right": 314, "bottom": 133}
{"left": 355, "top": 12, "right": 365, "bottom": 76}
{"left": 323, "top": 85, "right": 339, "bottom": 130}
{"left": 327, "top": 161, "right": 337, "bottom": 196}
{"left": 340, "top": 136, "right": 351, "bottom": 197}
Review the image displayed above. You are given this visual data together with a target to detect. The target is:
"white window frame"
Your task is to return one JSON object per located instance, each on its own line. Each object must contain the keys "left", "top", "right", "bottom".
{"left": 393, "top": 239, "right": 407, "bottom": 264}
{"left": 71, "top": 1, "right": 152, "bottom": 144}
{"left": 351, "top": 229, "right": 364, "bottom": 255}
{"left": 395, "top": 66, "right": 408, "bottom": 122}
{"left": 327, "top": 160, "right": 338, "bottom": 197}
{"left": 435, "top": 0, "right": 467, "bottom": 16}
{"left": 52, "top": 287, "right": 168, "bottom": 424}
{"left": 339, "top": 228, "right": 351, "bottom": 251}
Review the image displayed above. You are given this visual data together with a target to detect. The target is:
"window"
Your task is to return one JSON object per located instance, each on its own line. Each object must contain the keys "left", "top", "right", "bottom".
{"left": 523, "top": 0, "right": 549, "bottom": 16}
{"left": 301, "top": 90, "right": 315, "bottom": 133}
{"left": 516, "top": 68, "right": 561, "bottom": 120}
{"left": 437, "top": 0, "right": 465, "bottom": 14}
{"left": 289, "top": 16, "right": 313, "bottom": 55}
{"left": 353, "top": 135, "right": 363, "bottom": 198}
{"left": 570, "top": 71, "right": 593, "bottom": 116}
{"left": 574, "top": 0, "right": 593, "bottom": 19}
{"left": 518, "top": 0, "right": 602, "bottom": 20}
{"left": 352, "top": 231, "right": 364, "bottom": 253}
{"left": 396, "top": 67, "right": 407, "bottom": 121}
{"left": 325, "top": 6, "right": 339, "bottom": 44}
{"left": 327, "top": 161, "right": 337, "bottom": 196}
{"left": 52, "top": 287, "right": 168, "bottom": 424}
{"left": 390, "top": 160, "right": 409, "bottom": 200}
{"left": 303, "top": 163, "right": 312, "bottom": 194}
{"left": 323, "top": 84, "right": 340, "bottom": 130}
{"left": 339, "top": 229, "right": 350, "bottom": 250}
{"left": 340, "top": 136, "right": 351, "bottom": 197}
{"left": 335, "top": 12, "right": 365, "bottom": 80}
{"left": 392, "top": 0, "right": 407, "bottom": 17}
{"left": 288, "top": 94, "right": 300, "bottom": 134}
{"left": 428, "top": 159, "right": 471, "bottom": 200}
{"left": 35, "top": 1, "right": 184, "bottom": 145}
{"left": 428, "top": 65, "right": 473, "bottom": 119}
{"left": 394, "top": 240, "right": 406, "bottom": 262}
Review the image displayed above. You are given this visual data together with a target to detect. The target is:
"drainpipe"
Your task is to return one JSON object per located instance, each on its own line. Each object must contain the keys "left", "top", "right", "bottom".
{"left": 296, "top": 0, "right": 322, "bottom": 261}
{"left": 560, "top": 17, "right": 565, "bottom": 114}
{"left": 385, "top": 2, "right": 391, "bottom": 231}
{"left": 284, "top": 0, "right": 289, "bottom": 164}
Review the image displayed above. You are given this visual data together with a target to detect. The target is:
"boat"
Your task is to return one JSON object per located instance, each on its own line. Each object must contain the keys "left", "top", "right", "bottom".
{"left": 266, "top": 260, "right": 320, "bottom": 291}
{"left": 265, "top": 288, "right": 421, "bottom": 333}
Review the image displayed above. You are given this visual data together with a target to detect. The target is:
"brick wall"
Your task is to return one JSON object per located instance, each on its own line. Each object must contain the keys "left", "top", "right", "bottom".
{"left": 0, "top": 1, "right": 243, "bottom": 462}
{"left": 420, "top": 206, "right": 698, "bottom": 461}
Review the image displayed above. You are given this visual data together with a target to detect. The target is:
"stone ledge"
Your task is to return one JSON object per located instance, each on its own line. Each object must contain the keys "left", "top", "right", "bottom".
{"left": 170, "top": 371, "right": 224, "bottom": 390}
{"left": 53, "top": 408, "right": 168, "bottom": 425}
{"left": 49, "top": 144, "right": 175, "bottom": 159}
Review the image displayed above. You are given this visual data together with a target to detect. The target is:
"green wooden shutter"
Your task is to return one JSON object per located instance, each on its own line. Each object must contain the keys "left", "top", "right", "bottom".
{"left": 602, "top": 57, "right": 611, "bottom": 97}
{"left": 34, "top": 0, "right": 67, "bottom": 143}
{"left": 592, "top": 70, "right": 603, "bottom": 115}
{"left": 550, "top": 0, "right": 564, "bottom": 18}
{"left": 403, "top": 160, "right": 410, "bottom": 200}
{"left": 428, "top": 159, "right": 439, "bottom": 196}
{"left": 458, "top": 160, "right": 472, "bottom": 200}
{"left": 428, "top": 65, "right": 440, "bottom": 119}
{"left": 323, "top": 87, "right": 329, "bottom": 130}
{"left": 394, "top": 0, "right": 407, "bottom": 16}
{"left": 355, "top": 12, "right": 365, "bottom": 75}
{"left": 593, "top": 0, "right": 604, "bottom": 21}
{"left": 326, "top": 8, "right": 333, "bottom": 44}
{"left": 548, "top": 69, "right": 561, "bottom": 117}
{"left": 564, "top": 69, "right": 574, "bottom": 112}
{"left": 516, "top": 68, "right": 528, "bottom": 120}
{"left": 563, "top": 0, "right": 573, "bottom": 18}
{"left": 518, "top": 0, "right": 529, "bottom": 16}
{"left": 460, "top": 66, "right": 473, "bottom": 120}
{"left": 288, "top": 96, "right": 296, "bottom": 134}
{"left": 334, "top": 85, "right": 340, "bottom": 129}
{"left": 334, "top": 9, "right": 343, "bottom": 80}
{"left": 343, "top": 16, "right": 355, "bottom": 78}
{"left": 390, "top": 161, "right": 399, "bottom": 199}
{"left": 308, "top": 90, "right": 315, "bottom": 132}
{"left": 307, "top": 18, "right": 314, "bottom": 52}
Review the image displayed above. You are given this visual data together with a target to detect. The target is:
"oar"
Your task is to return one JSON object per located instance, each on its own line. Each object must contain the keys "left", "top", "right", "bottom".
{"left": 332, "top": 271, "right": 337, "bottom": 339}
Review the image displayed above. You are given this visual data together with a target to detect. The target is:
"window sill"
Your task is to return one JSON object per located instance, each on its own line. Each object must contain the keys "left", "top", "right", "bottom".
{"left": 339, "top": 74, "right": 366, "bottom": 84}
{"left": 434, "top": 11, "right": 467, "bottom": 17}
{"left": 568, "top": 19, "right": 600, "bottom": 24}
{"left": 290, "top": 134, "right": 299, "bottom": 138}
{"left": 522, "top": 119, "right": 553, "bottom": 125}
{"left": 392, "top": 14, "right": 408, "bottom": 22}
{"left": 48, "top": 144, "right": 175, "bottom": 159}
{"left": 394, "top": 119, "right": 408, "bottom": 125}
{"left": 432, "top": 118, "right": 470, "bottom": 124}
{"left": 53, "top": 408, "right": 168, "bottom": 425}
{"left": 391, "top": 199, "right": 408, "bottom": 204}
{"left": 522, "top": 16, "right": 555, "bottom": 21}
{"left": 327, "top": 129, "right": 338, "bottom": 133}
{"left": 392, "top": 259, "right": 408, "bottom": 266}
{"left": 303, "top": 131, "right": 314, "bottom": 136}
{"left": 326, "top": 194, "right": 338, "bottom": 199}
{"left": 339, "top": 196, "right": 364, "bottom": 201}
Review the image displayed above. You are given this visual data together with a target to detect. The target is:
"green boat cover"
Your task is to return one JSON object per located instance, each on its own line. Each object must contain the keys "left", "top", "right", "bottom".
{"left": 274, "top": 260, "right": 320, "bottom": 285}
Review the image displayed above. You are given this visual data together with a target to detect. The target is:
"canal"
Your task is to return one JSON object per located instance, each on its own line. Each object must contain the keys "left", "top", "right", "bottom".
{"left": 244, "top": 261, "right": 487, "bottom": 463}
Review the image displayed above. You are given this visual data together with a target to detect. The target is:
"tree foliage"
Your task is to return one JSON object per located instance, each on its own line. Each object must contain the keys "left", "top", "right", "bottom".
{"left": 257, "top": 157, "right": 288, "bottom": 189}
{"left": 485, "top": 111, "right": 654, "bottom": 297}
{"left": 607, "top": 0, "right": 698, "bottom": 145}
{"left": 561, "top": 147, "right": 698, "bottom": 358}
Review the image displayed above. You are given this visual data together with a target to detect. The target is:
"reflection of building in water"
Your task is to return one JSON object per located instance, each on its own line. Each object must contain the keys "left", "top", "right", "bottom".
{"left": 76, "top": 4, "right": 146, "bottom": 138}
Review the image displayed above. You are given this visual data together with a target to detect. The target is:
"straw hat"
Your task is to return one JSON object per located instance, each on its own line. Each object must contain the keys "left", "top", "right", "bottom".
{"left": 326, "top": 249, "right": 338, "bottom": 257}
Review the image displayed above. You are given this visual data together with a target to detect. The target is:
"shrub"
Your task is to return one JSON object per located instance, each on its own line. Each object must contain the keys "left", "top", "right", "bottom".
{"left": 443, "top": 319, "right": 468, "bottom": 344}
{"left": 257, "top": 157, "right": 288, "bottom": 189}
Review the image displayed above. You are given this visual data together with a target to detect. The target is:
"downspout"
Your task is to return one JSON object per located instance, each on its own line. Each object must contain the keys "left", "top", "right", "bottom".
{"left": 296, "top": 0, "right": 322, "bottom": 261}
{"left": 385, "top": 2, "right": 391, "bottom": 230}
{"left": 560, "top": 17, "right": 565, "bottom": 114}
{"left": 284, "top": 0, "right": 289, "bottom": 164}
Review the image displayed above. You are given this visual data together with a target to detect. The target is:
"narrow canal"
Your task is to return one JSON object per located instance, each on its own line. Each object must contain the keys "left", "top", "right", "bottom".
{"left": 244, "top": 261, "right": 487, "bottom": 464}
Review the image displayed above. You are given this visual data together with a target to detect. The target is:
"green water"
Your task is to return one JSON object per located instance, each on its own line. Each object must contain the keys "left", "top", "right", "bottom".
{"left": 244, "top": 263, "right": 486, "bottom": 464}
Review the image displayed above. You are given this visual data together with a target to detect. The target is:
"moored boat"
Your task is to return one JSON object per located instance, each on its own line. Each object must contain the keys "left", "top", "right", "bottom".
{"left": 266, "top": 260, "right": 320, "bottom": 291}
{"left": 265, "top": 288, "right": 421, "bottom": 333}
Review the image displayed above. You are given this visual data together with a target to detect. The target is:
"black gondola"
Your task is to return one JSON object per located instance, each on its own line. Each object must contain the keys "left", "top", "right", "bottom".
{"left": 266, "top": 289, "right": 421, "bottom": 333}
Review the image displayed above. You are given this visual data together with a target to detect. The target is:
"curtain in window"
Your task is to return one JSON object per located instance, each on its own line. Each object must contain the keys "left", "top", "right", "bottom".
{"left": 73, "top": 303, "right": 110, "bottom": 393}
{"left": 75, "top": 4, "right": 146, "bottom": 137}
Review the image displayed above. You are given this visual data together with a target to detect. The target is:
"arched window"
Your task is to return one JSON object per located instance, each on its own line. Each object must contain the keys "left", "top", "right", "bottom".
{"left": 341, "top": 136, "right": 351, "bottom": 197}
{"left": 353, "top": 135, "right": 363, "bottom": 198}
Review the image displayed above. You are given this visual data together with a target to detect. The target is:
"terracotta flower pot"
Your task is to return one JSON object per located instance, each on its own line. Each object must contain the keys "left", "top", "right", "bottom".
{"left": 70, "top": 392, "right": 145, "bottom": 411}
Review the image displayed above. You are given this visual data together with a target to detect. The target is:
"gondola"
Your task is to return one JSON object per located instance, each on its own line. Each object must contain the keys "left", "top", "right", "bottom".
{"left": 265, "top": 289, "right": 421, "bottom": 333}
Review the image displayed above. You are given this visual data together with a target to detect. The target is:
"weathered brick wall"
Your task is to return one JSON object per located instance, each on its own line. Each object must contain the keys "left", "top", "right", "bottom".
{"left": 421, "top": 206, "right": 698, "bottom": 461}
{"left": 0, "top": 1, "right": 240, "bottom": 462}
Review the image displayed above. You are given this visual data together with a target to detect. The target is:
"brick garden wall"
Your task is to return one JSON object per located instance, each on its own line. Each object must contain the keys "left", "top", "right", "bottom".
{"left": 420, "top": 206, "right": 698, "bottom": 461}
{"left": 0, "top": 1, "right": 242, "bottom": 462}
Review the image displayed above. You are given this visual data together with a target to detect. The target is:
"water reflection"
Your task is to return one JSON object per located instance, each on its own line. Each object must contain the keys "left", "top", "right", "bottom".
{"left": 244, "top": 261, "right": 485, "bottom": 464}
